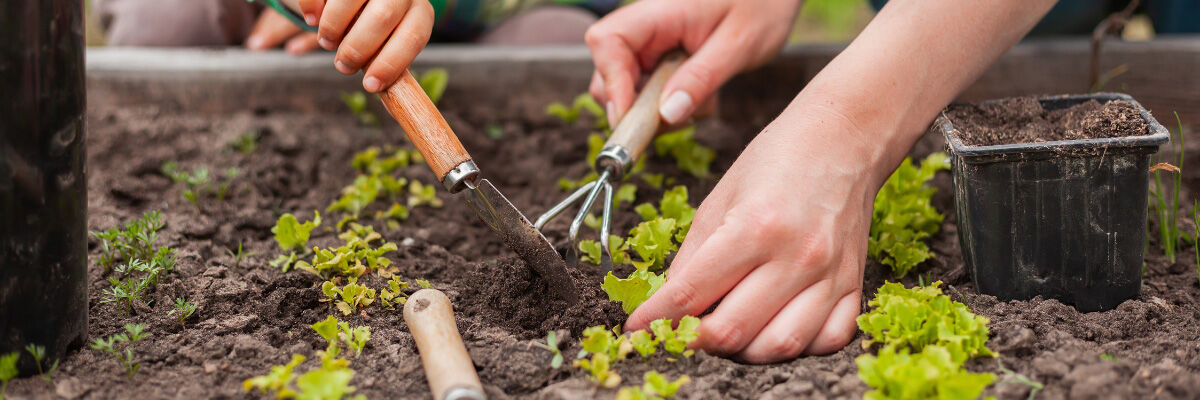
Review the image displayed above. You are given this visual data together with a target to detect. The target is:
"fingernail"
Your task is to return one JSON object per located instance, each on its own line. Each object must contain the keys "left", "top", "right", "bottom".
{"left": 363, "top": 76, "right": 382, "bottom": 93}
{"left": 304, "top": 13, "right": 317, "bottom": 26}
{"left": 335, "top": 60, "right": 353, "bottom": 74}
{"left": 660, "top": 91, "right": 693, "bottom": 124}
{"left": 318, "top": 37, "right": 335, "bottom": 50}
{"left": 245, "top": 35, "right": 264, "bottom": 50}
{"left": 606, "top": 101, "right": 618, "bottom": 128}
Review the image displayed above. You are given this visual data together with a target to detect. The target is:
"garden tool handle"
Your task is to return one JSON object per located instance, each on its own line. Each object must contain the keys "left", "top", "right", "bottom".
{"left": 603, "top": 52, "right": 687, "bottom": 166}
{"left": 379, "top": 71, "right": 473, "bottom": 186}
{"left": 404, "top": 289, "right": 486, "bottom": 400}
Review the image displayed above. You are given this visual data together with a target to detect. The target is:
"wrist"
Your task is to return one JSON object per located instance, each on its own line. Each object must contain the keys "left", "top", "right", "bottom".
{"left": 781, "top": 87, "right": 911, "bottom": 189}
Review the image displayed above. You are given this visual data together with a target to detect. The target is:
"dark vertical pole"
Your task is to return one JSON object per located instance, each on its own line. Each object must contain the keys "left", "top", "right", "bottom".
{"left": 0, "top": 0, "right": 89, "bottom": 373}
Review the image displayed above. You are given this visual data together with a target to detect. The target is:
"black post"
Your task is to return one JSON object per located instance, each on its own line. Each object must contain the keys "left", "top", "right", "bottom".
{"left": 0, "top": 0, "right": 89, "bottom": 373}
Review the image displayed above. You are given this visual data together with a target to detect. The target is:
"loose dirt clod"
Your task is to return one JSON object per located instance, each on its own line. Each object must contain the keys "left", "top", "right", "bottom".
{"left": 948, "top": 97, "right": 1149, "bottom": 146}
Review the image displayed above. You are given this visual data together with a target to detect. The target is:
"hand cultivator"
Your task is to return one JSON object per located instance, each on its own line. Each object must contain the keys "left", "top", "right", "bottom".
{"left": 535, "top": 53, "right": 685, "bottom": 271}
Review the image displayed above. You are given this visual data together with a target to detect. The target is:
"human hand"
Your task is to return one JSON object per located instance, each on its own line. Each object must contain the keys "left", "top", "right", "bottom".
{"left": 625, "top": 103, "right": 892, "bottom": 363}
{"left": 298, "top": 0, "right": 435, "bottom": 93}
{"left": 585, "top": 0, "right": 801, "bottom": 128}
{"left": 245, "top": 9, "right": 321, "bottom": 55}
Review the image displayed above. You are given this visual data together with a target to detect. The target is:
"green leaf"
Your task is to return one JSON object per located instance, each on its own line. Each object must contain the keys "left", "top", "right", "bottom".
{"left": 407, "top": 180, "right": 443, "bottom": 208}
{"left": 653, "top": 126, "right": 715, "bottom": 178}
{"left": 628, "top": 330, "right": 658, "bottom": 358}
{"left": 868, "top": 153, "right": 949, "bottom": 278}
{"left": 243, "top": 354, "right": 305, "bottom": 396}
{"left": 601, "top": 269, "right": 665, "bottom": 314}
{"left": 856, "top": 281, "right": 994, "bottom": 364}
{"left": 416, "top": 279, "right": 434, "bottom": 289}
{"left": 312, "top": 315, "right": 339, "bottom": 343}
{"left": 418, "top": 68, "right": 449, "bottom": 105}
{"left": 273, "top": 212, "right": 322, "bottom": 253}
{"left": 0, "top": 352, "right": 18, "bottom": 383}
{"left": 856, "top": 345, "right": 995, "bottom": 400}
{"left": 294, "top": 365, "right": 357, "bottom": 400}
{"left": 629, "top": 218, "right": 679, "bottom": 271}
{"left": 642, "top": 371, "right": 690, "bottom": 398}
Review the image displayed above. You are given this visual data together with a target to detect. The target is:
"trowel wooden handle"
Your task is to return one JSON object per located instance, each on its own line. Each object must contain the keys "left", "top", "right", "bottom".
{"left": 604, "top": 52, "right": 687, "bottom": 162}
{"left": 379, "top": 71, "right": 471, "bottom": 181}
{"left": 404, "top": 289, "right": 486, "bottom": 400}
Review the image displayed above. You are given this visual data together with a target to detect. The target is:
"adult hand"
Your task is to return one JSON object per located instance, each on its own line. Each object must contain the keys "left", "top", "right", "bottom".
{"left": 585, "top": 0, "right": 802, "bottom": 128}
{"left": 625, "top": 101, "right": 890, "bottom": 363}
{"left": 299, "top": 0, "right": 435, "bottom": 93}
{"left": 245, "top": 9, "right": 321, "bottom": 55}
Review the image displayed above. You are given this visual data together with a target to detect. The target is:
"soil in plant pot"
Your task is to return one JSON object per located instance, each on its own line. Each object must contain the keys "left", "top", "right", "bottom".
{"left": 4, "top": 101, "right": 1199, "bottom": 400}
{"left": 947, "top": 97, "right": 1150, "bottom": 146}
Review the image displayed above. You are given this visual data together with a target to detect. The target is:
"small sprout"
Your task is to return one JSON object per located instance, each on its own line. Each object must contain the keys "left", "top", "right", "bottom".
{"left": 162, "top": 161, "right": 210, "bottom": 205}
{"left": 89, "top": 324, "right": 149, "bottom": 379}
{"left": 270, "top": 212, "right": 321, "bottom": 272}
{"left": 321, "top": 278, "right": 376, "bottom": 315}
{"left": 90, "top": 210, "right": 167, "bottom": 273}
{"left": 169, "top": 297, "right": 197, "bottom": 329}
{"left": 579, "top": 326, "right": 632, "bottom": 362}
{"left": 485, "top": 124, "right": 504, "bottom": 139}
{"left": 312, "top": 316, "right": 371, "bottom": 357}
{"left": 25, "top": 344, "right": 59, "bottom": 383}
{"left": 379, "top": 276, "right": 410, "bottom": 309}
{"left": 546, "top": 93, "right": 609, "bottom": 130}
{"left": 417, "top": 68, "right": 449, "bottom": 105}
{"left": 226, "top": 241, "right": 255, "bottom": 268}
{"left": 1, "top": 352, "right": 18, "bottom": 397}
{"left": 215, "top": 168, "right": 241, "bottom": 201}
{"left": 649, "top": 316, "right": 700, "bottom": 357}
{"left": 533, "top": 331, "right": 565, "bottom": 369}
{"left": 341, "top": 91, "right": 379, "bottom": 126}
{"left": 653, "top": 126, "right": 715, "bottom": 178}
{"left": 601, "top": 269, "right": 665, "bottom": 315}
{"left": 619, "top": 371, "right": 690, "bottom": 399}
{"left": 406, "top": 180, "right": 443, "bottom": 209}
{"left": 416, "top": 279, "right": 433, "bottom": 289}
{"left": 1101, "top": 353, "right": 1117, "bottom": 362}
{"left": 574, "top": 353, "right": 621, "bottom": 388}
{"left": 244, "top": 354, "right": 306, "bottom": 398}
{"left": 628, "top": 330, "right": 658, "bottom": 359}
{"left": 102, "top": 253, "right": 175, "bottom": 317}
{"left": 228, "top": 130, "right": 259, "bottom": 154}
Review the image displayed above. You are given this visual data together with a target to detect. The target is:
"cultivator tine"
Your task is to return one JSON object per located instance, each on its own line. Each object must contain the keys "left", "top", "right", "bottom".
{"left": 534, "top": 180, "right": 597, "bottom": 231}
{"left": 599, "top": 180, "right": 615, "bottom": 274}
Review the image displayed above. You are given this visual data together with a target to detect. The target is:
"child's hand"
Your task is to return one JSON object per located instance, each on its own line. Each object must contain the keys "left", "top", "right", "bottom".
{"left": 245, "top": 9, "right": 320, "bottom": 55}
{"left": 299, "top": 0, "right": 435, "bottom": 93}
{"left": 585, "top": 0, "right": 802, "bottom": 127}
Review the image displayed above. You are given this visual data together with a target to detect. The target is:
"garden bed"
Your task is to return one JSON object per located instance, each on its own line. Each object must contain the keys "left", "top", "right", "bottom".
{"left": 8, "top": 45, "right": 1200, "bottom": 399}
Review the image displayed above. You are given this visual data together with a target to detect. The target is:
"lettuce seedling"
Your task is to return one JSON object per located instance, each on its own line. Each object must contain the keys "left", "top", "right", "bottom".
{"left": 352, "top": 147, "right": 415, "bottom": 176}
{"left": 406, "top": 180, "right": 443, "bottom": 208}
{"left": 601, "top": 269, "right": 665, "bottom": 314}
{"left": 228, "top": 130, "right": 259, "bottom": 155}
{"left": 634, "top": 186, "right": 696, "bottom": 243}
{"left": 416, "top": 279, "right": 434, "bottom": 289}
{"left": 533, "top": 331, "right": 565, "bottom": 368}
{"left": 638, "top": 371, "right": 690, "bottom": 399}
{"left": 329, "top": 175, "right": 385, "bottom": 217}
{"left": 271, "top": 212, "right": 321, "bottom": 272}
{"left": 0, "top": 352, "right": 16, "bottom": 400}
{"left": 574, "top": 353, "right": 621, "bottom": 388}
{"left": 321, "top": 278, "right": 377, "bottom": 316}
{"left": 579, "top": 326, "right": 633, "bottom": 362}
{"left": 868, "top": 153, "right": 949, "bottom": 278}
{"left": 628, "top": 218, "right": 679, "bottom": 271}
{"left": 417, "top": 68, "right": 449, "bottom": 105}
{"left": 649, "top": 316, "right": 700, "bottom": 357}
{"left": 546, "top": 93, "right": 608, "bottom": 130}
{"left": 89, "top": 324, "right": 149, "bottom": 379}
{"left": 379, "top": 276, "right": 410, "bottom": 309}
{"left": 856, "top": 281, "right": 993, "bottom": 364}
{"left": 24, "top": 344, "right": 58, "bottom": 383}
{"left": 628, "top": 330, "right": 658, "bottom": 359}
{"left": 856, "top": 344, "right": 995, "bottom": 400}
{"left": 580, "top": 235, "right": 632, "bottom": 266}
{"left": 312, "top": 316, "right": 371, "bottom": 357}
{"left": 653, "top": 126, "right": 715, "bottom": 178}
{"left": 340, "top": 91, "right": 379, "bottom": 127}
{"left": 244, "top": 354, "right": 306, "bottom": 398}
{"left": 170, "top": 297, "right": 197, "bottom": 329}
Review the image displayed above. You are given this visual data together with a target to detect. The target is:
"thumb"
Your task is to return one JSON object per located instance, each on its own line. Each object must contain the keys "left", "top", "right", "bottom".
{"left": 658, "top": 31, "right": 745, "bottom": 125}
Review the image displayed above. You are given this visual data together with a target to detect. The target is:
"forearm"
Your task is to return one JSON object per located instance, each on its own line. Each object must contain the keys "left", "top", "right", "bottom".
{"left": 786, "top": 0, "right": 1056, "bottom": 185}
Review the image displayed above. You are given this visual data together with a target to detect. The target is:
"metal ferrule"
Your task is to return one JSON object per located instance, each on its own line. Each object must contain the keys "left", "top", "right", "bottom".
{"left": 442, "top": 160, "right": 480, "bottom": 193}
{"left": 595, "top": 145, "right": 632, "bottom": 176}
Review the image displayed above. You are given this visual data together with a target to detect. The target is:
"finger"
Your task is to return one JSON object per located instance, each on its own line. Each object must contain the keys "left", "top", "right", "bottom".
{"left": 362, "top": 0, "right": 434, "bottom": 93}
{"left": 298, "top": 0, "right": 326, "bottom": 26}
{"left": 625, "top": 225, "right": 767, "bottom": 332}
{"left": 689, "top": 260, "right": 825, "bottom": 356}
{"left": 803, "top": 291, "right": 861, "bottom": 356}
{"left": 734, "top": 279, "right": 841, "bottom": 363}
{"left": 338, "top": 0, "right": 411, "bottom": 74}
{"left": 286, "top": 33, "right": 321, "bottom": 55}
{"left": 589, "top": 70, "right": 607, "bottom": 106}
{"left": 246, "top": 10, "right": 302, "bottom": 51}
{"left": 658, "top": 22, "right": 748, "bottom": 125}
{"left": 318, "top": 0, "right": 368, "bottom": 52}
{"left": 585, "top": 25, "right": 639, "bottom": 129}
{"left": 668, "top": 186, "right": 731, "bottom": 278}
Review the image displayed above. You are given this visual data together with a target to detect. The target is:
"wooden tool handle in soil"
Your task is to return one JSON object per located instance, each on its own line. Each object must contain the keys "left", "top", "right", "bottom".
{"left": 379, "top": 71, "right": 471, "bottom": 181}
{"left": 604, "top": 52, "right": 687, "bottom": 162}
{"left": 404, "top": 289, "right": 486, "bottom": 400}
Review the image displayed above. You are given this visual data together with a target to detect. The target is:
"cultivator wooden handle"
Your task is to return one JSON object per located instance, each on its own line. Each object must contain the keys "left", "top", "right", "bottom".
{"left": 380, "top": 71, "right": 471, "bottom": 181}
{"left": 404, "top": 289, "right": 486, "bottom": 400}
{"left": 603, "top": 52, "right": 687, "bottom": 165}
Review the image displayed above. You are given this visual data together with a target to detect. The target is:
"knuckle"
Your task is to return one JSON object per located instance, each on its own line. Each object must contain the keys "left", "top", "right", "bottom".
{"left": 367, "top": 58, "right": 400, "bottom": 78}
{"left": 666, "top": 280, "right": 702, "bottom": 314}
{"left": 703, "top": 322, "right": 746, "bottom": 355}
{"left": 762, "top": 333, "right": 807, "bottom": 359}
{"left": 679, "top": 62, "right": 717, "bottom": 93}
{"left": 339, "top": 46, "right": 367, "bottom": 67}
{"left": 807, "top": 323, "right": 857, "bottom": 356}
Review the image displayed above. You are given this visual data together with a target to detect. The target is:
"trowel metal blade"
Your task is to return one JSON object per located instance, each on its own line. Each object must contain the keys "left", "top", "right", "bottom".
{"left": 461, "top": 179, "right": 579, "bottom": 304}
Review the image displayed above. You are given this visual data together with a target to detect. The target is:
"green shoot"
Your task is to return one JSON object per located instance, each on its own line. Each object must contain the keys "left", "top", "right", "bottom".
{"left": 24, "top": 344, "right": 59, "bottom": 383}
{"left": 162, "top": 161, "right": 209, "bottom": 205}
{"left": 1100, "top": 353, "right": 1118, "bottom": 362}
{"left": 574, "top": 353, "right": 621, "bottom": 388}
{"left": 215, "top": 168, "right": 240, "bottom": 201}
{"left": 379, "top": 275, "right": 410, "bottom": 309}
{"left": 0, "top": 352, "right": 16, "bottom": 400}
{"left": 533, "top": 331, "right": 565, "bottom": 369}
{"left": 579, "top": 325, "right": 633, "bottom": 361}
{"left": 653, "top": 126, "right": 715, "bottom": 178}
{"left": 243, "top": 353, "right": 366, "bottom": 400}
{"left": 102, "top": 251, "right": 176, "bottom": 316}
{"left": 297, "top": 223, "right": 397, "bottom": 279}
{"left": 270, "top": 212, "right": 321, "bottom": 272}
{"left": 226, "top": 241, "right": 255, "bottom": 269}
{"left": 169, "top": 297, "right": 197, "bottom": 329}
{"left": 416, "top": 279, "right": 433, "bottom": 289}
{"left": 244, "top": 354, "right": 306, "bottom": 398}
{"left": 321, "top": 277, "right": 377, "bottom": 316}
{"left": 628, "top": 330, "right": 658, "bottom": 359}
{"left": 868, "top": 153, "right": 949, "bottom": 278}
{"left": 997, "top": 359, "right": 1043, "bottom": 400}
{"left": 352, "top": 146, "right": 418, "bottom": 176}
{"left": 1149, "top": 112, "right": 1186, "bottom": 263}
{"left": 90, "top": 210, "right": 167, "bottom": 273}
{"left": 601, "top": 269, "right": 665, "bottom": 314}
{"left": 546, "top": 93, "right": 609, "bottom": 130}
{"left": 649, "top": 316, "right": 700, "bottom": 357}
{"left": 89, "top": 324, "right": 149, "bottom": 379}
{"left": 617, "top": 371, "right": 691, "bottom": 400}
{"left": 406, "top": 180, "right": 443, "bottom": 208}
{"left": 340, "top": 91, "right": 379, "bottom": 127}
{"left": 228, "top": 130, "right": 259, "bottom": 154}
{"left": 857, "top": 281, "right": 993, "bottom": 363}
{"left": 857, "top": 344, "right": 995, "bottom": 400}
{"left": 417, "top": 68, "right": 449, "bottom": 105}
{"left": 485, "top": 124, "right": 504, "bottom": 139}
{"left": 312, "top": 316, "right": 371, "bottom": 357}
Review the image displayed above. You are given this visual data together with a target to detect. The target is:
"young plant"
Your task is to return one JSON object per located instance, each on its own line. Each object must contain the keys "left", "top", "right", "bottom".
{"left": 90, "top": 210, "right": 167, "bottom": 273}
{"left": 321, "top": 278, "right": 377, "bottom": 316}
{"left": 169, "top": 297, "right": 197, "bottom": 329}
{"left": 215, "top": 168, "right": 240, "bottom": 201}
{"left": 340, "top": 91, "right": 380, "bottom": 127}
{"left": 25, "top": 344, "right": 59, "bottom": 383}
{"left": 546, "top": 93, "right": 609, "bottom": 130}
{"left": 89, "top": 324, "right": 150, "bottom": 379}
{"left": 243, "top": 353, "right": 367, "bottom": 400}
{"left": 244, "top": 354, "right": 306, "bottom": 398}
{"left": 653, "top": 126, "right": 715, "bottom": 178}
{"left": 856, "top": 344, "right": 995, "bottom": 400}
{"left": 312, "top": 316, "right": 371, "bottom": 357}
{"left": 228, "top": 130, "right": 259, "bottom": 154}
{"left": 406, "top": 180, "right": 443, "bottom": 208}
{"left": 857, "top": 281, "right": 993, "bottom": 363}
{"left": 574, "top": 353, "right": 621, "bottom": 388}
{"left": 379, "top": 276, "right": 410, "bottom": 309}
{"left": 226, "top": 241, "right": 255, "bottom": 269}
{"left": 601, "top": 269, "right": 665, "bottom": 315}
{"left": 628, "top": 330, "right": 658, "bottom": 359}
{"left": 579, "top": 326, "right": 633, "bottom": 362}
{"left": 649, "top": 316, "right": 700, "bottom": 357}
{"left": 533, "top": 331, "right": 565, "bottom": 368}
{"left": 416, "top": 279, "right": 433, "bottom": 289}
{"left": 417, "top": 68, "right": 449, "bottom": 105}
{"left": 617, "top": 371, "right": 691, "bottom": 400}
{"left": 162, "top": 161, "right": 210, "bottom": 205}
{"left": 298, "top": 223, "right": 397, "bottom": 279}
{"left": 1149, "top": 112, "right": 1186, "bottom": 263}
{"left": 868, "top": 153, "right": 950, "bottom": 278}
{"left": 270, "top": 211, "right": 322, "bottom": 272}
{"left": 0, "top": 352, "right": 17, "bottom": 399}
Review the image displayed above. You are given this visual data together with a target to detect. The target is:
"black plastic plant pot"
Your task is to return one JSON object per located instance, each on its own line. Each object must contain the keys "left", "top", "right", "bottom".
{"left": 939, "top": 93, "right": 1169, "bottom": 312}
{"left": 1, "top": 0, "right": 89, "bottom": 373}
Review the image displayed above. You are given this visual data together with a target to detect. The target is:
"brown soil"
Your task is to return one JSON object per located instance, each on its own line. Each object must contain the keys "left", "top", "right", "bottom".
{"left": 947, "top": 97, "right": 1150, "bottom": 146}
{"left": 5, "top": 99, "right": 1199, "bottom": 400}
